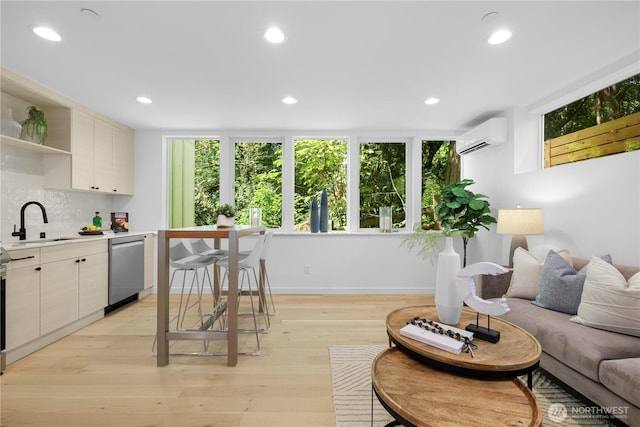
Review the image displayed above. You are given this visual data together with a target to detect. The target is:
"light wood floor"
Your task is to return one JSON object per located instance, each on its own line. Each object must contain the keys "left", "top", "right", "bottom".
{"left": 1, "top": 293, "right": 432, "bottom": 427}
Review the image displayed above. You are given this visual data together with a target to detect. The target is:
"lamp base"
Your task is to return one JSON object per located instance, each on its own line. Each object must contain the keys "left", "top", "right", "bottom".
{"left": 465, "top": 323, "right": 501, "bottom": 343}
{"left": 508, "top": 235, "right": 528, "bottom": 268}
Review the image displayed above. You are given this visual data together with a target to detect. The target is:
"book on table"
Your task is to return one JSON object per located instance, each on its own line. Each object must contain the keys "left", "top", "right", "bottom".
{"left": 400, "top": 321, "right": 473, "bottom": 355}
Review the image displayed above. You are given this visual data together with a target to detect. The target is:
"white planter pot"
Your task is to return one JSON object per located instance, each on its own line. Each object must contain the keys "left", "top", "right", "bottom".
{"left": 434, "top": 236, "right": 462, "bottom": 325}
{"left": 217, "top": 215, "right": 235, "bottom": 227}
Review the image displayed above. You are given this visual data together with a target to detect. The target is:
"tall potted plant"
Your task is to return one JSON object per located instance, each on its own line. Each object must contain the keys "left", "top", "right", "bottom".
{"left": 434, "top": 178, "right": 497, "bottom": 267}
{"left": 403, "top": 179, "right": 496, "bottom": 324}
{"left": 20, "top": 106, "right": 48, "bottom": 144}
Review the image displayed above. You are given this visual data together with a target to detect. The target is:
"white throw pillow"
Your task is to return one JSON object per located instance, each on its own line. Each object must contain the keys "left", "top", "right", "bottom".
{"left": 506, "top": 247, "right": 571, "bottom": 300}
{"left": 570, "top": 257, "right": 640, "bottom": 337}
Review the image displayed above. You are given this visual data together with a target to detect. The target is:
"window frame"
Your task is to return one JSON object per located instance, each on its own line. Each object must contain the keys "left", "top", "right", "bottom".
{"left": 166, "top": 133, "right": 454, "bottom": 233}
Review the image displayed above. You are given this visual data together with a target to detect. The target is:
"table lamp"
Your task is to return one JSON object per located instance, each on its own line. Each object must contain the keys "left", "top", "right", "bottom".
{"left": 496, "top": 207, "right": 544, "bottom": 267}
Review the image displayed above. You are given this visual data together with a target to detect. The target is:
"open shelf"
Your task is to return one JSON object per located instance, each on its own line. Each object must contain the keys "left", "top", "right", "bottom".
{"left": 0, "top": 135, "right": 71, "bottom": 155}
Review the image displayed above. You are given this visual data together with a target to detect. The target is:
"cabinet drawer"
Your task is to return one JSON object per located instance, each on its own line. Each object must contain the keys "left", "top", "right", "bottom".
{"left": 41, "top": 240, "right": 107, "bottom": 263}
{"left": 6, "top": 248, "right": 40, "bottom": 270}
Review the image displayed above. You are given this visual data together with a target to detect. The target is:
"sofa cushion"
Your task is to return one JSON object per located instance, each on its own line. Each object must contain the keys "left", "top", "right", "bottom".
{"left": 571, "top": 257, "right": 640, "bottom": 337}
{"left": 599, "top": 358, "right": 640, "bottom": 408}
{"left": 533, "top": 251, "right": 612, "bottom": 315}
{"left": 501, "top": 297, "right": 640, "bottom": 383}
{"left": 506, "top": 248, "right": 571, "bottom": 300}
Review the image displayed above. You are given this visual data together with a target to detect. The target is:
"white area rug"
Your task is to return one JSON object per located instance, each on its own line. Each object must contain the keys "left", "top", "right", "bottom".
{"left": 329, "top": 345, "right": 618, "bottom": 427}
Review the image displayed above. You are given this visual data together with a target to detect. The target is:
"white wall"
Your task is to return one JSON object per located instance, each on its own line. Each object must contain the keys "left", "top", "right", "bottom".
{"left": 464, "top": 108, "right": 640, "bottom": 267}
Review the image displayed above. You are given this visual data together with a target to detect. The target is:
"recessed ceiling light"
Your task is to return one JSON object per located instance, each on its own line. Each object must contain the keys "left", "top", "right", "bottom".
{"left": 488, "top": 29, "right": 512, "bottom": 45}
{"left": 32, "top": 26, "right": 61, "bottom": 42}
{"left": 424, "top": 97, "right": 440, "bottom": 105}
{"left": 136, "top": 96, "right": 152, "bottom": 104}
{"left": 281, "top": 96, "right": 298, "bottom": 105}
{"left": 265, "top": 27, "right": 285, "bottom": 44}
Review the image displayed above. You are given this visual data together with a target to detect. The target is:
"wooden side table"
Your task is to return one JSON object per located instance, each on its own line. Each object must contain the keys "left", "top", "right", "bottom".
{"left": 372, "top": 348, "right": 542, "bottom": 427}
{"left": 372, "top": 305, "right": 543, "bottom": 426}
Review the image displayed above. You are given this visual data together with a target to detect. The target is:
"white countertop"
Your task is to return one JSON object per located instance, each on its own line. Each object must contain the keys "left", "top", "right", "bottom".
{"left": 1, "top": 230, "right": 155, "bottom": 251}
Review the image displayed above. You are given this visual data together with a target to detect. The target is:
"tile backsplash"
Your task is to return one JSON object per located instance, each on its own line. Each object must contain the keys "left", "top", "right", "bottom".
{"left": 1, "top": 146, "right": 112, "bottom": 242}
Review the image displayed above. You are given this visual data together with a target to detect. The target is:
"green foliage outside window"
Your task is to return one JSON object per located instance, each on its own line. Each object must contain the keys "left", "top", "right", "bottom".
{"left": 194, "top": 139, "right": 220, "bottom": 225}
{"left": 189, "top": 138, "right": 459, "bottom": 230}
{"left": 359, "top": 142, "right": 406, "bottom": 228}
{"left": 544, "top": 73, "right": 640, "bottom": 140}
{"left": 294, "top": 139, "right": 347, "bottom": 230}
{"left": 421, "top": 141, "right": 460, "bottom": 229}
{"left": 234, "top": 142, "right": 283, "bottom": 228}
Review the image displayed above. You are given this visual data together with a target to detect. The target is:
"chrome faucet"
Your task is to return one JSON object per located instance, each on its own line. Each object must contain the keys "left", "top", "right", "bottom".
{"left": 12, "top": 201, "right": 49, "bottom": 241}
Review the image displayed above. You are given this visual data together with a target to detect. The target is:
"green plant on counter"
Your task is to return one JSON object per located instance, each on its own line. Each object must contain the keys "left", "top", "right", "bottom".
{"left": 20, "top": 106, "right": 48, "bottom": 144}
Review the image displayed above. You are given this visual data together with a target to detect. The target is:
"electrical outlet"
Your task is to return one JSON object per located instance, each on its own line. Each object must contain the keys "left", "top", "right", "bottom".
{"left": 76, "top": 208, "right": 82, "bottom": 219}
{"left": 304, "top": 264, "right": 311, "bottom": 274}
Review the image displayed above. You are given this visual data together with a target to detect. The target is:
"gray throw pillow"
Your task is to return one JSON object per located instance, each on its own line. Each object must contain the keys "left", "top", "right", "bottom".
{"left": 532, "top": 250, "right": 612, "bottom": 315}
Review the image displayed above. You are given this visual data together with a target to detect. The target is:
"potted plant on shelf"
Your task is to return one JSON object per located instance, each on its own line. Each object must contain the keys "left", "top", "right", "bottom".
{"left": 20, "top": 106, "right": 48, "bottom": 144}
{"left": 215, "top": 203, "right": 237, "bottom": 227}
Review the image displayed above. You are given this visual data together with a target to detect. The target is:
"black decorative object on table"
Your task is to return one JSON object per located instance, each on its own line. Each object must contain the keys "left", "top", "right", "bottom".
{"left": 466, "top": 312, "right": 501, "bottom": 343}
{"left": 408, "top": 317, "right": 477, "bottom": 357}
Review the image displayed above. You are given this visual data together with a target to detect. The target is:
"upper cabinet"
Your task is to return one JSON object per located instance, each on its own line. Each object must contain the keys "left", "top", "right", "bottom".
{"left": 69, "top": 110, "right": 134, "bottom": 194}
{"left": 1, "top": 68, "right": 135, "bottom": 195}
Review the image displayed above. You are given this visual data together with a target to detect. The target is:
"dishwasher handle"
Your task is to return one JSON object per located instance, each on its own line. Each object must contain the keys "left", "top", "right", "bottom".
{"left": 111, "top": 240, "right": 144, "bottom": 249}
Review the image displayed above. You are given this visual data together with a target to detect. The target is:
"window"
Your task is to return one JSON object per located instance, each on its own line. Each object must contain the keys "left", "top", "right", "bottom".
{"left": 420, "top": 140, "right": 460, "bottom": 229}
{"left": 294, "top": 139, "right": 348, "bottom": 231}
{"left": 194, "top": 139, "right": 220, "bottom": 225}
{"left": 168, "top": 135, "right": 458, "bottom": 232}
{"left": 168, "top": 139, "right": 220, "bottom": 228}
{"left": 359, "top": 141, "right": 406, "bottom": 229}
{"left": 234, "top": 139, "right": 283, "bottom": 228}
{"left": 543, "top": 73, "right": 640, "bottom": 167}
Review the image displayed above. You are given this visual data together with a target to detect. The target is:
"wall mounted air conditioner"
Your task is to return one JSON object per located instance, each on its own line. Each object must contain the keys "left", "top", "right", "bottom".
{"left": 456, "top": 117, "right": 507, "bottom": 155}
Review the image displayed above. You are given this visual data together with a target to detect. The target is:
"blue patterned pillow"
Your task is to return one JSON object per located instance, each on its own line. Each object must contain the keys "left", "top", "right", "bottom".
{"left": 532, "top": 250, "right": 612, "bottom": 314}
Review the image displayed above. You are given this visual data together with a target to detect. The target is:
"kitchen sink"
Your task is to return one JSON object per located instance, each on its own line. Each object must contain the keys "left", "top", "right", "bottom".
{"left": 11, "top": 237, "right": 80, "bottom": 246}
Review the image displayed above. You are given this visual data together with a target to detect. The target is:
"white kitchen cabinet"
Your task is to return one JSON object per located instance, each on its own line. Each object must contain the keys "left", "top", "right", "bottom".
{"left": 143, "top": 233, "right": 155, "bottom": 290}
{"left": 4, "top": 239, "right": 110, "bottom": 365}
{"left": 1, "top": 68, "right": 134, "bottom": 195}
{"left": 78, "top": 251, "right": 108, "bottom": 318}
{"left": 5, "top": 248, "right": 41, "bottom": 350}
{"left": 71, "top": 110, "right": 120, "bottom": 193}
{"left": 40, "top": 240, "right": 108, "bottom": 335}
{"left": 93, "top": 117, "right": 114, "bottom": 192}
{"left": 40, "top": 255, "right": 79, "bottom": 335}
{"left": 112, "top": 125, "right": 134, "bottom": 195}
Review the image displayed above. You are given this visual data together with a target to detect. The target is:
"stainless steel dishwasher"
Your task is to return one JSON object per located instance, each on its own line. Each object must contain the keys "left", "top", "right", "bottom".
{"left": 107, "top": 234, "right": 145, "bottom": 313}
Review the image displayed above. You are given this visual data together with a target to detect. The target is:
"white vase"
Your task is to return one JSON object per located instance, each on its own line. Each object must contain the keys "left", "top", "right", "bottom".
{"left": 1, "top": 107, "right": 22, "bottom": 139}
{"left": 434, "top": 236, "right": 462, "bottom": 325}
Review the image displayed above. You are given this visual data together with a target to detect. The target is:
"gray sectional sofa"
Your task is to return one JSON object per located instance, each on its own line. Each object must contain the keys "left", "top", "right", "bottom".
{"left": 480, "top": 255, "right": 640, "bottom": 426}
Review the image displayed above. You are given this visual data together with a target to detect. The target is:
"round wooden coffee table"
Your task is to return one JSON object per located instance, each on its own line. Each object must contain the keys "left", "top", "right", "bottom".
{"left": 372, "top": 347, "right": 542, "bottom": 427}
{"left": 386, "top": 305, "right": 541, "bottom": 380}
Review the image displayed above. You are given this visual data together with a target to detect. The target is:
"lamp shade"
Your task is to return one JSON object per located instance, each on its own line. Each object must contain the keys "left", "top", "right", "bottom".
{"left": 496, "top": 208, "right": 544, "bottom": 235}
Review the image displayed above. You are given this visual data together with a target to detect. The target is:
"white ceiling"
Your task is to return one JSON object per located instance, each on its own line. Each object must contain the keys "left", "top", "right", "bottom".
{"left": 1, "top": 1, "right": 639, "bottom": 133}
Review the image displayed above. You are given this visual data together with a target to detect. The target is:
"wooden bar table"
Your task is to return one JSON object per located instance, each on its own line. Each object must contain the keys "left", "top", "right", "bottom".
{"left": 156, "top": 225, "right": 265, "bottom": 367}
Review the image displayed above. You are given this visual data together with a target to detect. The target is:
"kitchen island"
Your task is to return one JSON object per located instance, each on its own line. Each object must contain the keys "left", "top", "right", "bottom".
{"left": 156, "top": 225, "right": 265, "bottom": 367}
